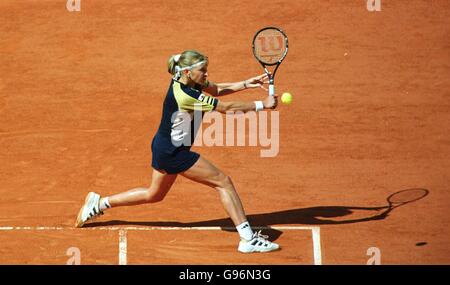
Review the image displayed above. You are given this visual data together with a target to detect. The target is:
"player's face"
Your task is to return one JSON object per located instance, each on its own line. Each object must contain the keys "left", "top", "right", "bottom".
{"left": 188, "top": 63, "right": 208, "bottom": 85}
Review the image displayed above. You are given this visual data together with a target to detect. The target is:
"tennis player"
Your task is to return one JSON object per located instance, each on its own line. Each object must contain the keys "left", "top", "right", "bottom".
{"left": 75, "top": 50, "right": 279, "bottom": 253}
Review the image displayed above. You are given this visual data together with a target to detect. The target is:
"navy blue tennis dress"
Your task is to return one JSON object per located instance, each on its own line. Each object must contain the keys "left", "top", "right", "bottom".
{"left": 151, "top": 79, "right": 218, "bottom": 174}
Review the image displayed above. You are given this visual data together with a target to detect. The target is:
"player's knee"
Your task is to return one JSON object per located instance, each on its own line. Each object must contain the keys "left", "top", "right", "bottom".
{"left": 215, "top": 174, "right": 233, "bottom": 189}
{"left": 144, "top": 189, "right": 165, "bottom": 203}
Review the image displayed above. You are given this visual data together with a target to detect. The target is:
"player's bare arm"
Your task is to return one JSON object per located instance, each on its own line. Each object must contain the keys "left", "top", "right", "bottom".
{"left": 215, "top": 94, "right": 278, "bottom": 113}
{"left": 204, "top": 74, "right": 269, "bottom": 96}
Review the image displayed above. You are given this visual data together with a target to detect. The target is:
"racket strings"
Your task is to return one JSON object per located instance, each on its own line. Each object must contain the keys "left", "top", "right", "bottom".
{"left": 253, "top": 29, "right": 287, "bottom": 64}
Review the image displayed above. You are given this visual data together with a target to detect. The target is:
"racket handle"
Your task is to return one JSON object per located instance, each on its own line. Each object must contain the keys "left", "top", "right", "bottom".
{"left": 269, "top": 84, "right": 275, "bottom": 96}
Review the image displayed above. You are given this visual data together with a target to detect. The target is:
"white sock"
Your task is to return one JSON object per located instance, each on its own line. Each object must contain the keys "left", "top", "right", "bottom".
{"left": 99, "top": 197, "right": 111, "bottom": 211}
{"left": 236, "top": 221, "right": 254, "bottom": 241}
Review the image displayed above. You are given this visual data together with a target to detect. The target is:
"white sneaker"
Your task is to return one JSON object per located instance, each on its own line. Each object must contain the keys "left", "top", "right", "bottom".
{"left": 75, "top": 192, "right": 103, "bottom": 228}
{"left": 238, "top": 230, "right": 280, "bottom": 253}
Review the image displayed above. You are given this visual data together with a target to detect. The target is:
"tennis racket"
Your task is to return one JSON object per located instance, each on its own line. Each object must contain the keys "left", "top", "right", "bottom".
{"left": 252, "top": 27, "right": 289, "bottom": 97}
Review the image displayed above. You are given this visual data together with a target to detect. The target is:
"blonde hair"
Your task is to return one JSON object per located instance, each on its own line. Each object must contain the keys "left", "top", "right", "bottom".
{"left": 168, "top": 50, "right": 208, "bottom": 76}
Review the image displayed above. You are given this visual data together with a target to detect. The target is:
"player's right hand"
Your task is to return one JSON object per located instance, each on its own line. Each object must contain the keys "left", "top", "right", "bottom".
{"left": 263, "top": 95, "right": 278, "bottom": 109}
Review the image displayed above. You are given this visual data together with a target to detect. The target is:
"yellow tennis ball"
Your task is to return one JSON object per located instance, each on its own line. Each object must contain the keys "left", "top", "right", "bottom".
{"left": 281, "top": 92, "right": 292, "bottom": 104}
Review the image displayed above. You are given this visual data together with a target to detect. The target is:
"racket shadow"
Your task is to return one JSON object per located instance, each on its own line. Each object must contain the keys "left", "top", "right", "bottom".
{"left": 84, "top": 188, "right": 429, "bottom": 241}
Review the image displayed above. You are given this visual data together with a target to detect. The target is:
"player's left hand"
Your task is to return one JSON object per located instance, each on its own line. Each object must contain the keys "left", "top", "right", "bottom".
{"left": 244, "top": 74, "right": 269, "bottom": 89}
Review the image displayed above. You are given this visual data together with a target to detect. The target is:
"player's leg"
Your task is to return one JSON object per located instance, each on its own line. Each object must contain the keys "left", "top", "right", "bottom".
{"left": 106, "top": 169, "right": 177, "bottom": 207}
{"left": 180, "top": 156, "right": 246, "bottom": 227}
{"left": 75, "top": 169, "right": 176, "bottom": 227}
{"left": 180, "top": 156, "right": 279, "bottom": 253}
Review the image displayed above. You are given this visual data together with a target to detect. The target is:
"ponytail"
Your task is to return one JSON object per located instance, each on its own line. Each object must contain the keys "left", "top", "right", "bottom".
{"left": 167, "top": 54, "right": 179, "bottom": 75}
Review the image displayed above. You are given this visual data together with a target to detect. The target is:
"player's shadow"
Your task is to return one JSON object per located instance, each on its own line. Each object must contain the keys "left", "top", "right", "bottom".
{"left": 85, "top": 188, "right": 429, "bottom": 241}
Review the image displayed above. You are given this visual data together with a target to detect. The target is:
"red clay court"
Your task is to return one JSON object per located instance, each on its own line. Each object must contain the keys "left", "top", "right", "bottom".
{"left": 0, "top": 0, "right": 449, "bottom": 264}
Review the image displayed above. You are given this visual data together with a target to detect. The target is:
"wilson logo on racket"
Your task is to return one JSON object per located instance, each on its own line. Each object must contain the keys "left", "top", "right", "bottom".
{"left": 257, "top": 36, "right": 284, "bottom": 53}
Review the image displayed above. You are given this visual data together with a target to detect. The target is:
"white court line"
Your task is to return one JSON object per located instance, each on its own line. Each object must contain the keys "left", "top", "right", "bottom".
{"left": 0, "top": 225, "right": 322, "bottom": 265}
{"left": 312, "top": 227, "right": 322, "bottom": 265}
{"left": 0, "top": 226, "right": 319, "bottom": 231}
{"left": 118, "top": 229, "right": 127, "bottom": 265}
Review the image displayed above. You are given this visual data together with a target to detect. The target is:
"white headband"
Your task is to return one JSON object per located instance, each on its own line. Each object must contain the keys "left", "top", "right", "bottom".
{"left": 173, "top": 56, "right": 206, "bottom": 80}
